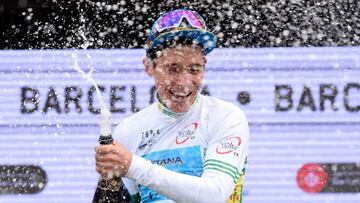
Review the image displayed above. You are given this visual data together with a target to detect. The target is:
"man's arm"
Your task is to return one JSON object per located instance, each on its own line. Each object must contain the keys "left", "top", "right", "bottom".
{"left": 125, "top": 109, "right": 249, "bottom": 202}
{"left": 96, "top": 108, "right": 249, "bottom": 202}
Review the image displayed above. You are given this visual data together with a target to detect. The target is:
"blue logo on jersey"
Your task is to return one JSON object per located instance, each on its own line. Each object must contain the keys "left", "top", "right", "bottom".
{"left": 139, "top": 146, "right": 203, "bottom": 202}
{"left": 151, "top": 156, "right": 184, "bottom": 165}
{"left": 138, "top": 129, "right": 161, "bottom": 151}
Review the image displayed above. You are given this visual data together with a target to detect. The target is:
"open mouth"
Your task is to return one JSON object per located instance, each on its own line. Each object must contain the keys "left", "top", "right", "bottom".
{"left": 169, "top": 90, "right": 192, "bottom": 99}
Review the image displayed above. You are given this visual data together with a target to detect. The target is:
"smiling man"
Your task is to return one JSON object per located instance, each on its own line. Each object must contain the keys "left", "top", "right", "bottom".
{"left": 145, "top": 43, "right": 206, "bottom": 113}
{"left": 95, "top": 9, "right": 249, "bottom": 203}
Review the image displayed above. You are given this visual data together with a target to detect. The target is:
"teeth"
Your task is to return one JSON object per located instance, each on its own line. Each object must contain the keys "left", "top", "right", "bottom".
{"left": 173, "top": 92, "right": 188, "bottom": 97}
{"left": 170, "top": 90, "right": 189, "bottom": 97}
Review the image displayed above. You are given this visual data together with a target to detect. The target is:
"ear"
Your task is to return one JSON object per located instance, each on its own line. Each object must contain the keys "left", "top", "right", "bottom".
{"left": 203, "top": 56, "right": 207, "bottom": 65}
{"left": 202, "top": 55, "right": 207, "bottom": 71}
{"left": 143, "top": 57, "right": 154, "bottom": 77}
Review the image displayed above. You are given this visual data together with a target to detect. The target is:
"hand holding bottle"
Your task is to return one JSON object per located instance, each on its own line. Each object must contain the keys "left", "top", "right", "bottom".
{"left": 95, "top": 141, "right": 133, "bottom": 178}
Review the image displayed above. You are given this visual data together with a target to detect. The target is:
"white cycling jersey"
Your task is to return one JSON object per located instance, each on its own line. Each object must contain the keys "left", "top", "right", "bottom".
{"left": 113, "top": 94, "right": 249, "bottom": 203}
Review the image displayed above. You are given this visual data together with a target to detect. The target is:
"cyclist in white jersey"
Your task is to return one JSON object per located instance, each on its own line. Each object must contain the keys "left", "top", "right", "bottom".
{"left": 95, "top": 9, "right": 249, "bottom": 203}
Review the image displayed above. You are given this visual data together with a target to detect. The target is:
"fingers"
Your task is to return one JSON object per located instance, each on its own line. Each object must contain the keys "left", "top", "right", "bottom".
{"left": 96, "top": 161, "right": 127, "bottom": 177}
{"left": 96, "top": 161, "right": 112, "bottom": 170}
{"left": 95, "top": 153, "right": 119, "bottom": 162}
{"left": 94, "top": 141, "right": 131, "bottom": 177}
{"left": 95, "top": 145, "right": 120, "bottom": 155}
{"left": 96, "top": 162, "right": 110, "bottom": 176}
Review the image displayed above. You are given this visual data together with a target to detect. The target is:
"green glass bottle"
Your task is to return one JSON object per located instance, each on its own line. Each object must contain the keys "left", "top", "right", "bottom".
{"left": 92, "top": 135, "right": 131, "bottom": 203}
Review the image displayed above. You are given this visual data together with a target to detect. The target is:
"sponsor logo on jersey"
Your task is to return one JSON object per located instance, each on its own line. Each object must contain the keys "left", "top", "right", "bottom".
{"left": 227, "top": 173, "right": 244, "bottom": 203}
{"left": 138, "top": 129, "right": 160, "bottom": 151}
{"left": 141, "top": 146, "right": 203, "bottom": 202}
{"left": 151, "top": 156, "right": 184, "bottom": 166}
{"left": 138, "top": 139, "right": 156, "bottom": 151}
{"left": 176, "top": 122, "right": 198, "bottom": 145}
{"left": 297, "top": 163, "right": 360, "bottom": 193}
{"left": 216, "top": 136, "right": 241, "bottom": 156}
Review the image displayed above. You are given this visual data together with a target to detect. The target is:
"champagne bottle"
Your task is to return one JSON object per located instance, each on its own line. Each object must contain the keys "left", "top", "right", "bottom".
{"left": 92, "top": 135, "right": 132, "bottom": 203}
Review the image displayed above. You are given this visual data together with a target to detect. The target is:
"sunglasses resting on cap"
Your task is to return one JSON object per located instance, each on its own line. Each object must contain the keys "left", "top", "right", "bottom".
{"left": 148, "top": 9, "right": 217, "bottom": 55}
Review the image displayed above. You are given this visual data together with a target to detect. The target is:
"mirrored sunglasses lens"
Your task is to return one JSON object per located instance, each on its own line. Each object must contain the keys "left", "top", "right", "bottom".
{"left": 157, "top": 10, "right": 205, "bottom": 31}
{"left": 185, "top": 12, "right": 205, "bottom": 28}
{"left": 157, "top": 11, "right": 183, "bottom": 30}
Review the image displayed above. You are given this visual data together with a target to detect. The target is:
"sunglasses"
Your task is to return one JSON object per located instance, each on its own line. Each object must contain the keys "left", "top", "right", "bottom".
{"left": 150, "top": 9, "right": 207, "bottom": 41}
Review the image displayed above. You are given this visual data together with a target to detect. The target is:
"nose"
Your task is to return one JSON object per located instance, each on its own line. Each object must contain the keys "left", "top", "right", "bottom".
{"left": 173, "top": 71, "right": 191, "bottom": 85}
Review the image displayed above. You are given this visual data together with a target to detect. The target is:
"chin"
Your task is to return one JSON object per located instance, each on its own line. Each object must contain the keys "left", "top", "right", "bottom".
{"left": 169, "top": 100, "right": 193, "bottom": 113}
{"left": 161, "top": 92, "right": 197, "bottom": 112}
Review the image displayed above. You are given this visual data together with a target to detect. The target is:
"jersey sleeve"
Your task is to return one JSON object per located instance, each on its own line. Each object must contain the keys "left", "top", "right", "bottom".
{"left": 203, "top": 108, "right": 249, "bottom": 202}
{"left": 124, "top": 107, "right": 249, "bottom": 203}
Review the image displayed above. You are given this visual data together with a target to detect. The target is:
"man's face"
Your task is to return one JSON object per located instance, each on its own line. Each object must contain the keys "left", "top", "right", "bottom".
{"left": 147, "top": 44, "right": 206, "bottom": 113}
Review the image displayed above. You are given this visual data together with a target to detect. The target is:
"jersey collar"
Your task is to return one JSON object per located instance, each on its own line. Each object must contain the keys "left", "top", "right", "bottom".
{"left": 157, "top": 94, "right": 200, "bottom": 118}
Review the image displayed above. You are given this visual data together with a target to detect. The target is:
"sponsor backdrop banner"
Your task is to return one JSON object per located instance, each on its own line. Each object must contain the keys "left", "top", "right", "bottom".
{"left": 0, "top": 47, "right": 359, "bottom": 202}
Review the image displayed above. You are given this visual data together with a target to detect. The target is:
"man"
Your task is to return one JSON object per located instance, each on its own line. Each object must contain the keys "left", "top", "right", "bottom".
{"left": 95, "top": 9, "right": 249, "bottom": 203}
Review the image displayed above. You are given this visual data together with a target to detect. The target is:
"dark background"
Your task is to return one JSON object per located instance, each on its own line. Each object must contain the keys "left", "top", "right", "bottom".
{"left": 0, "top": 0, "right": 359, "bottom": 49}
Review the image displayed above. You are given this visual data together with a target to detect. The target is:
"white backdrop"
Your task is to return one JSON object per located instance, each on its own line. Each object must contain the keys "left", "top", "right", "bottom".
{"left": 0, "top": 47, "right": 359, "bottom": 202}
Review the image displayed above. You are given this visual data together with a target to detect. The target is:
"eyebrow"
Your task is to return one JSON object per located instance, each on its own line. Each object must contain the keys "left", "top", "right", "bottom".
{"left": 191, "top": 63, "right": 204, "bottom": 67}
{"left": 164, "top": 63, "right": 180, "bottom": 66}
{"left": 162, "top": 62, "right": 205, "bottom": 69}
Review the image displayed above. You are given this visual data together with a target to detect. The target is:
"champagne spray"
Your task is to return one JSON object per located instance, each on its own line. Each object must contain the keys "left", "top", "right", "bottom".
{"left": 72, "top": 53, "right": 131, "bottom": 202}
